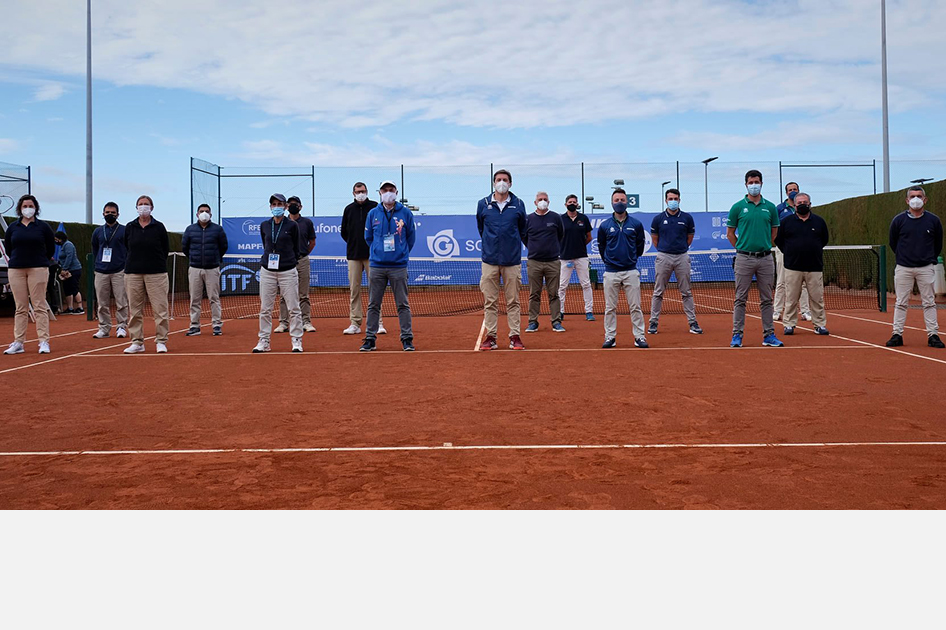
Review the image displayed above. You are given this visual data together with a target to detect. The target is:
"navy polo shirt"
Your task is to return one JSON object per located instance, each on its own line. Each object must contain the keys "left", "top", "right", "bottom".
{"left": 650, "top": 210, "right": 695, "bottom": 255}
{"left": 560, "top": 211, "right": 592, "bottom": 260}
{"left": 525, "top": 211, "right": 563, "bottom": 261}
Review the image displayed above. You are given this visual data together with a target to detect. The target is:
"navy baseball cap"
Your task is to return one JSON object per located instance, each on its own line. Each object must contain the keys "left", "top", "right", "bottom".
{"left": 269, "top": 193, "right": 287, "bottom": 204}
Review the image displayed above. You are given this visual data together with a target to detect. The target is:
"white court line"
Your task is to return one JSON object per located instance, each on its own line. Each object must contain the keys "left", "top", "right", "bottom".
{"left": 2, "top": 440, "right": 945, "bottom": 458}
{"left": 830, "top": 311, "right": 928, "bottom": 332}
{"left": 474, "top": 320, "right": 486, "bottom": 351}
{"left": 24, "top": 325, "right": 101, "bottom": 344}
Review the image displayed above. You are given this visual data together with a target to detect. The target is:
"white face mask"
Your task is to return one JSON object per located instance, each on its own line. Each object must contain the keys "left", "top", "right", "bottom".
{"left": 746, "top": 184, "right": 762, "bottom": 197}
{"left": 494, "top": 181, "right": 510, "bottom": 194}
{"left": 137, "top": 205, "right": 152, "bottom": 217}
{"left": 198, "top": 212, "right": 211, "bottom": 223}
{"left": 380, "top": 191, "right": 397, "bottom": 204}
{"left": 908, "top": 197, "right": 925, "bottom": 211}
{"left": 536, "top": 200, "right": 549, "bottom": 211}
{"left": 354, "top": 193, "right": 368, "bottom": 203}
{"left": 21, "top": 207, "right": 36, "bottom": 219}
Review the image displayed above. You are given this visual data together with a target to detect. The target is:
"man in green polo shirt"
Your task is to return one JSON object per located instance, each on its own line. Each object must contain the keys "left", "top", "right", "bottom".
{"left": 726, "top": 169, "right": 783, "bottom": 348}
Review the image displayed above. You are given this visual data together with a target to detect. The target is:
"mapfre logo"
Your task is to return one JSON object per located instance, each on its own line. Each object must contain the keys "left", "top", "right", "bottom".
{"left": 426, "top": 229, "right": 460, "bottom": 259}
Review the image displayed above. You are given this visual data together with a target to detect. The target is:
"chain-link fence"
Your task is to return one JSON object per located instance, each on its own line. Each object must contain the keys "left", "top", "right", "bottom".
{"left": 0, "top": 161, "right": 31, "bottom": 217}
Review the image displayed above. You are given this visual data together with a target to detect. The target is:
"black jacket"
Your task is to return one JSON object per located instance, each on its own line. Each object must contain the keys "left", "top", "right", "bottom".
{"left": 182, "top": 221, "right": 229, "bottom": 269}
{"left": 341, "top": 199, "right": 378, "bottom": 260}
{"left": 774, "top": 212, "right": 829, "bottom": 272}
{"left": 123, "top": 218, "right": 170, "bottom": 275}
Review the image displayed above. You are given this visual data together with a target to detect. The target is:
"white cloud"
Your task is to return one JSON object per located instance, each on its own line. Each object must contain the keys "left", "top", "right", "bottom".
{"left": 32, "top": 82, "right": 66, "bottom": 102}
{"left": 3, "top": 0, "right": 945, "bottom": 130}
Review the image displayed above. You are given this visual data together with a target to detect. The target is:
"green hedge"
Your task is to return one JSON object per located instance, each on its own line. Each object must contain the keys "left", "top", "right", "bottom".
{"left": 815, "top": 179, "right": 945, "bottom": 289}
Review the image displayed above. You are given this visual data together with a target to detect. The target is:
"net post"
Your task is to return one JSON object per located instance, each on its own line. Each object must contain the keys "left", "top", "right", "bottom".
{"left": 878, "top": 244, "right": 887, "bottom": 312}
{"left": 85, "top": 252, "right": 95, "bottom": 321}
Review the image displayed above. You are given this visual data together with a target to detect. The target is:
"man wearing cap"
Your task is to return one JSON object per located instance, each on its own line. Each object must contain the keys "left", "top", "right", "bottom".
{"left": 360, "top": 180, "right": 416, "bottom": 352}
{"left": 557, "top": 194, "right": 595, "bottom": 321}
{"left": 275, "top": 196, "right": 317, "bottom": 334}
{"left": 524, "top": 191, "right": 565, "bottom": 333}
{"left": 774, "top": 181, "right": 811, "bottom": 323}
{"left": 341, "top": 182, "right": 385, "bottom": 336}
{"left": 476, "top": 169, "right": 528, "bottom": 350}
{"left": 182, "top": 203, "right": 228, "bottom": 336}
{"left": 252, "top": 194, "right": 305, "bottom": 353}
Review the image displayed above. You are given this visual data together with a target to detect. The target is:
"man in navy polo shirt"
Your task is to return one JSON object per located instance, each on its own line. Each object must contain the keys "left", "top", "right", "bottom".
{"left": 648, "top": 188, "right": 702, "bottom": 335}
{"left": 525, "top": 191, "right": 565, "bottom": 333}
{"left": 557, "top": 194, "right": 595, "bottom": 321}
{"left": 597, "top": 188, "right": 647, "bottom": 349}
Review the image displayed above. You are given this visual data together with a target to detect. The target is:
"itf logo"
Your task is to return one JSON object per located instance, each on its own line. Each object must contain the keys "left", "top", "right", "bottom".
{"left": 426, "top": 229, "right": 460, "bottom": 259}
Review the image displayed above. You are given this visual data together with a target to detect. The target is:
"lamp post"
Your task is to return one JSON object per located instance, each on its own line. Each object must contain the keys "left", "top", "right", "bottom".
{"left": 661, "top": 180, "right": 671, "bottom": 208}
{"left": 881, "top": 0, "right": 890, "bottom": 193}
{"left": 585, "top": 196, "right": 594, "bottom": 213}
{"left": 85, "top": 0, "right": 93, "bottom": 223}
{"left": 702, "top": 157, "right": 718, "bottom": 213}
{"left": 910, "top": 178, "right": 933, "bottom": 185}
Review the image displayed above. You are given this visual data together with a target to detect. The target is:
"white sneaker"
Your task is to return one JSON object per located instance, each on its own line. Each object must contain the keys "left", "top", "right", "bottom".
{"left": 273, "top": 323, "right": 288, "bottom": 333}
{"left": 92, "top": 330, "right": 109, "bottom": 339}
{"left": 4, "top": 341, "right": 25, "bottom": 355}
{"left": 378, "top": 324, "right": 387, "bottom": 335}
{"left": 773, "top": 312, "right": 781, "bottom": 321}
{"left": 38, "top": 341, "right": 50, "bottom": 354}
{"left": 802, "top": 312, "right": 812, "bottom": 322}
{"left": 303, "top": 322, "right": 317, "bottom": 333}
{"left": 123, "top": 342, "right": 145, "bottom": 354}
{"left": 343, "top": 324, "right": 361, "bottom": 335}
{"left": 116, "top": 327, "right": 127, "bottom": 338}
{"left": 156, "top": 342, "right": 168, "bottom": 353}
{"left": 252, "top": 340, "right": 271, "bottom": 353}
{"left": 291, "top": 338, "right": 303, "bottom": 353}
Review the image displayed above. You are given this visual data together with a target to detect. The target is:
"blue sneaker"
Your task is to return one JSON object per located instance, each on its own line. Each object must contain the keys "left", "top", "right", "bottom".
{"left": 634, "top": 337, "right": 649, "bottom": 348}
{"left": 783, "top": 326, "right": 795, "bottom": 336}
{"left": 762, "top": 333, "right": 784, "bottom": 347}
{"left": 688, "top": 321, "right": 703, "bottom": 335}
{"left": 814, "top": 326, "right": 830, "bottom": 336}
{"left": 585, "top": 312, "right": 596, "bottom": 321}
{"left": 551, "top": 322, "right": 566, "bottom": 333}
{"left": 525, "top": 321, "right": 539, "bottom": 333}
{"left": 602, "top": 338, "right": 616, "bottom": 348}
{"left": 730, "top": 333, "right": 743, "bottom": 348}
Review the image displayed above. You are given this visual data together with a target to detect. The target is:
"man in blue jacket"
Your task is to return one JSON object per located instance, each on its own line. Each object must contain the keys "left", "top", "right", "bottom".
{"left": 476, "top": 169, "right": 528, "bottom": 350}
{"left": 91, "top": 202, "right": 128, "bottom": 338}
{"left": 597, "top": 188, "right": 648, "bottom": 348}
{"left": 182, "top": 203, "right": 229, "bottom": 336}
{"left": 360, "top": 180, "right": 416, "bottom": 352}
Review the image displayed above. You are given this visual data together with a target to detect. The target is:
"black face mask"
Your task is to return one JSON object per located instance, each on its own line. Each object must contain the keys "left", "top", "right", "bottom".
{"left": 566, "top": 204, "right": 579, "bottom": 212}
{"left": 796, "top": 204, "right": 811, "bottom": 216}
{"left": 104, "top": 214, "right": 118, "bottom": 224}
{"left": 288, "top": 204, "right": 301, "bottom": 215}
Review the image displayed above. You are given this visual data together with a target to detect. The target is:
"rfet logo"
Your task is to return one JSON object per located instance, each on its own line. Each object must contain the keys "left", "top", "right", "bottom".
{"left": 241, "top": 220, "right": 260, "bottom": 236}
{"left": 426, "top": 229, "right": 460, "bottom": 259}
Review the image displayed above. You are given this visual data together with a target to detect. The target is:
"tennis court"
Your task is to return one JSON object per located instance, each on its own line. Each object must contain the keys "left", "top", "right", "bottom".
{"left": 2, "top": 279, "right": 945, "bottom": 508}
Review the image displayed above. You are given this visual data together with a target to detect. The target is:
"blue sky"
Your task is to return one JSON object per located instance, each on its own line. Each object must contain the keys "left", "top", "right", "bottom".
{"left": 2, "top": 0, "right": 945, "bottom": 230}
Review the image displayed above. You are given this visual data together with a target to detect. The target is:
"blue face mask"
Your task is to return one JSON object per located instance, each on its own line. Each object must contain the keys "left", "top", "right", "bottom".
{"left": 747, "top": 184, "right": 762, "bottom": 197}
{"left": 612, "top": 202, "right": 628, "bottom": 214}
{"left": 667, "top": 200, "right": 680, "bottom": 211}
{"left": 788, "top": 191, "right": 797, "bottom": 201}
{"left": 271, "top": 206, "right": 285, "bottom": 217}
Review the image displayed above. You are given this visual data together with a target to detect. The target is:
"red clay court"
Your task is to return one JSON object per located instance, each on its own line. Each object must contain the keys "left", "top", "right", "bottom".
{"left": 1, "top": 298, "right": 945, "bottom": 509}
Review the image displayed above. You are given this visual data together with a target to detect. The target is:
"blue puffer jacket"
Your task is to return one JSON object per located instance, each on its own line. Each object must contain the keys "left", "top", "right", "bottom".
{"left": 476, "top": 192, "right": 527, "bottom": 267}
{"left": 365, "top": 203, "right": 416, "bottom": 268}
{"left": 182, "top": 221, "right": 229, "bottom": 269}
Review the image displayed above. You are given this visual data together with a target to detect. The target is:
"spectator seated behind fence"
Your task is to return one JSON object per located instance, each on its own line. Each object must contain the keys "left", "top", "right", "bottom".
{"left": 55, "top": 230, "right": 85, "bottom": 315}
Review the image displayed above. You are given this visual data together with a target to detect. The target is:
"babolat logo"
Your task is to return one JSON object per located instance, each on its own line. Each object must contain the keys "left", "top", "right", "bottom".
{"left": 241, "top": 220, "right": 260, "bottom": 235}
{"left": 426, "top": 229, "right": 460, "bottom": 259}
{"left": 220, "top": 263, "right": 259, "bottom": 292}
{"left": 414, "top": 274, "right": 453, "bottom": 282}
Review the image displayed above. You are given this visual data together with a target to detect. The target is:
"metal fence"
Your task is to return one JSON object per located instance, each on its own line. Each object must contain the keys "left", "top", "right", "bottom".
{"left": 191, "top": 157, "right": 946, "bottom": 220}
{"left": 0, "top": 161, "right": 31, "bottom": 216}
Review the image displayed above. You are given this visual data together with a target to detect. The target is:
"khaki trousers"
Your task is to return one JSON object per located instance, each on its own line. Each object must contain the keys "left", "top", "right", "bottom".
{"left": 774, "top": 248, "right": 810, "bottom": 316}
{"left": 603, "top": 269, "right": 645, "bottom": 339}
{"left": 279, "top": 256, "right": 311, "bottom": 326}
{"left": 125, "top": 273, "right": 170, "bottom": 344}
{"left": 783, "top": 270, "right": 826, "bottom": 328}
{"left": 95, "top": 271, "right": 128, "bottom": 333}
{"left": 480, "top": 263, "right": 521, "bottom": 338}
{"left": 9, "top": 267, "right": 50, "bottom": 344}
{"left": 188, "top": 267, "right": 222, "bottom": 327}
{"left": 893, "top": 264, "right": 939, "bottom": 336}
{"left": 259, "top": 267, "right": 302, "bottom": 341}
{"left": 347, "top": 259, "right": 382, "bottom": 327}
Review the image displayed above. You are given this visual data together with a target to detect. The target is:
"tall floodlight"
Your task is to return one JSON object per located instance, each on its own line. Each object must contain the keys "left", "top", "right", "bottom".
{"left": 86, "top": 0, "right": 93, "bottom": 223}
{"left": 702, "top": 157, "right": 718, "bottom": 213}
{"left": 881, "top": 0, "right": 890, "bottom": 193}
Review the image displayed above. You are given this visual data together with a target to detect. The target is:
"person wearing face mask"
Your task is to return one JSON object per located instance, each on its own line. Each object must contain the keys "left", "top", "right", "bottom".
{"left": 359, "top": 181, "right": 416, "bottom": 352}
{"left": 182, "top": 203, "right": 229, "bottom": 337}
{"left": 3, "top": 195, "right": 55, "bottom": 355}
{"left": 274, "top": 196, "right": 317, "bottom": 335}
{"left": 253, "top": 193, "right": 305, "bottom": 353}
{"left": 122, "top": 195, "right": 171, "bottom": 354}
{"left": 524, "top": 191, "right": 565, "bottom": 333}
{"left": 341, "top": 182, "right": 385, "bottom": 336}
{"left": 648, "top": 188, "right": 701, "bottom": 335}
{"left": 91, "top": 202, "right": 129, "bottom": 339}
{"left": 773, "top": 182, "right": 811, "bottom": 323}
{"left": 54, "top": 230, "right": 85, "bottom": 315}
{"left": 557, "top": 194, "right": 595, "bottom": 321}
{"left": 597, "top": 188, "right": 648, "bottom": 349}
{"left": 726, "top": 170, "right": 782, "bottom": 348}
{"left": 886, "top": 186, "right": 944, "bottom": 348}
{"left": 476, "top": 169, "right": 528, "bottom": 351}
{"left": 773, "top": 193, "right": 830, "bottom": 336}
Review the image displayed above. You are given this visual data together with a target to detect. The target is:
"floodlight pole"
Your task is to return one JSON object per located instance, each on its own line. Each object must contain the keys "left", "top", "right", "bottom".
{"left": 881, "top": 0, "right": 890, "bottom": 192}
{"left": 85, "top": 0, "right": 93, "bottom": 223}
{"left": 702, "top": 157, "right": 718, "bottom": 213}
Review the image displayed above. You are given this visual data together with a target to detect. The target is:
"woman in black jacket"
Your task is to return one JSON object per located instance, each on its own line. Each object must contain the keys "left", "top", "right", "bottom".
{"left": 4, "top": 195, "right": 55, "bottom": 355}
{"left": 122, "top": 195, "right": 171, "bottom": 354}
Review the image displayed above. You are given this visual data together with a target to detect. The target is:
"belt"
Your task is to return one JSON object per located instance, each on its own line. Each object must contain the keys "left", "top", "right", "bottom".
{"left": 736, "top": 250, "right": 771, "bottom": 258}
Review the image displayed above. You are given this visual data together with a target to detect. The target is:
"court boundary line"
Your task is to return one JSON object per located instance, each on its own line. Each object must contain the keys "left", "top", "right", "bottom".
{"left": 2, "top": 440, "right": 945, "bottom": 458}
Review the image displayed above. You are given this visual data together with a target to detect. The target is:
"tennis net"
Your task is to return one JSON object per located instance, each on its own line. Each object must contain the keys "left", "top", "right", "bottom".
{"left": 155, "top": 246, "right": 885, "bottom": 320}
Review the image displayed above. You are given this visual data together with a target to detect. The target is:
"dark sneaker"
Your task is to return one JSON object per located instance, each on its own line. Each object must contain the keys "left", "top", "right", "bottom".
{"left": 213, "top": 326, "right": 222, "bottom": 336}
{"left": 634, "top": 337, "right": 649, "bottom": 348}
{"left": 602, "top": 338, "right": 616, "bottom": 349}
{"left": 814, "top": 326, "right": 830, "bottom": 336}
{"left": 185, "top": 326, "right": 201, "bottom": 336}
{"left": 359, "top": 339, "right": 376, "bottom": 352}
{"left": 73, "top": 307, "right": 85, "bottom": 315}
{"left": 509, "top": 335, "right": 525, "bottom": 350}
{"left": 62, "top": 309, "right": 74, "bottom": 315}
{"left": 783, "top": 326, "right": 795, "bottom": 336}
{"left": 647, "top": 321, "right": 658, "bottom": 335}
{"left": 585, "top": 312, "right": 596, "bottom": 321}
{"left": 525, "top": 321, "right": 539, "bottom": 333}
{"left": 730, "top": 333, "right": 743, "bottom": 348}
{"left": 689, "top": 321, "right": 703, "bottom": 335}
{"left": 402, "top": 338, "right": 415, "bottom": 351}
{"left": 551, "top": 322, "right": 565, "bottom": 333}
{"left": 762, "top": 333, "right": 784, "bottom": 347}
{"left": 885, "top": 333, "right": 903, "bottom": 347}
{"left": 929, "top": 334, "right": 945, "bottom": 349}
{"left": 479, "top": 335, "right": 498, "bottom": 351}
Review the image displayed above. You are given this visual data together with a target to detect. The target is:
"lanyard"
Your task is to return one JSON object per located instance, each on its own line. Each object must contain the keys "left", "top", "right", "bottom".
{"left": 382, "top": 207, "right": 396, "bottom": 234}
{"left": 104, "top": 224, "right": 118, "bottom": 247}
{"left": 271, "top": 219, "right": 284, "bottom": 246}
